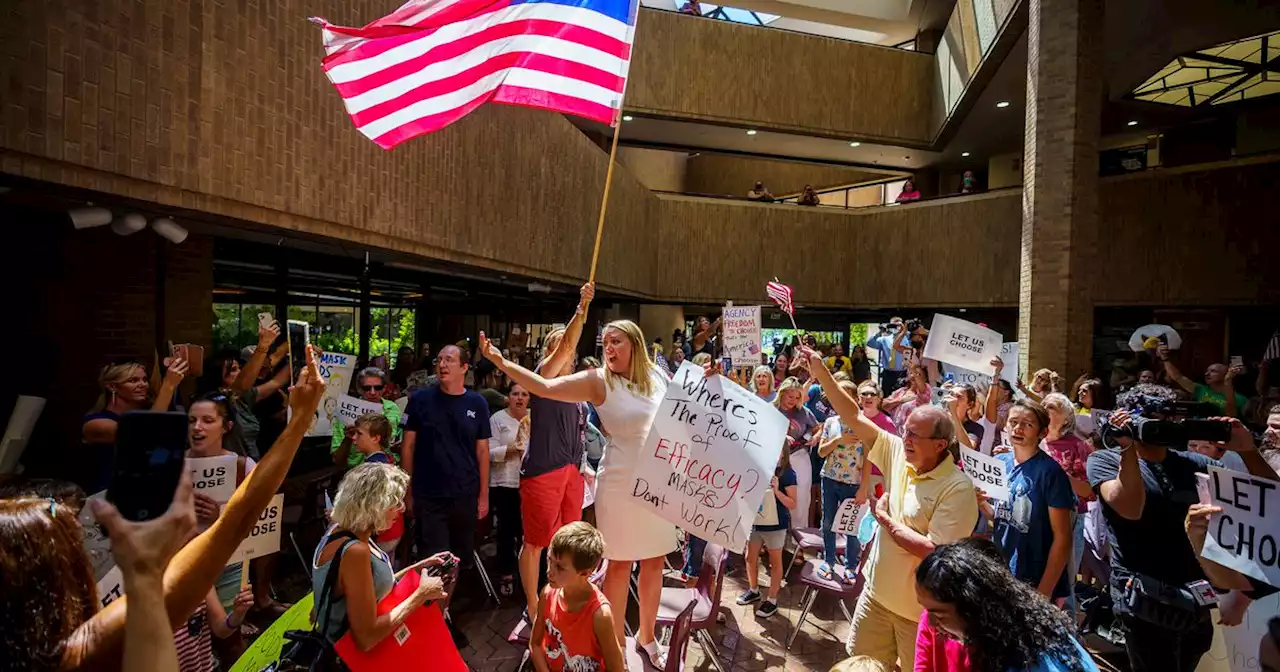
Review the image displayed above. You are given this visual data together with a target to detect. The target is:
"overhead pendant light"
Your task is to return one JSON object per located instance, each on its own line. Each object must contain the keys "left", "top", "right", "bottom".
{"left": 111, "top": 213, "right": 147, "bottom": 236}
{"left": 151, "top": 217, "right": 188, "bottom": 244}
{"left": 68, "top": 207, "right": 113, "bottom": 229}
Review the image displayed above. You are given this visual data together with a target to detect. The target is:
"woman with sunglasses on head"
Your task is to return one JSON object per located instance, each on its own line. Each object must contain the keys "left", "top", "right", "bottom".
{"left": 332, "top": 367, "right": 403, "bottom": 469}
{"left": 81, "top": 356, "right": 190, "bottom": 493}
{"left": 196, "top": 322, "right": 286, "bottom": 461}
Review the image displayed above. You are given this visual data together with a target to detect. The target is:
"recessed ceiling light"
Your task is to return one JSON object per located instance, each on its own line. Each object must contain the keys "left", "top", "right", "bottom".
{"left": 961, "top": 152, "right": 970, "bottom": 157}
{"left": 622, "top": 115, "right": 633, "bottom": 122}
{"left": 996, "top": 101, "right": 1010, "bottom": 108}
{"left": 1127, "top": 120, "right": 1138, "bottom": 126}
{"left": 849, "top": 141, "right": 861, "bottom": 147}
{"left": 746, "top": 129, "right": 758, "bottom": 136}
{"left": 904, "top": 156, "right": 910, "bottom": 160}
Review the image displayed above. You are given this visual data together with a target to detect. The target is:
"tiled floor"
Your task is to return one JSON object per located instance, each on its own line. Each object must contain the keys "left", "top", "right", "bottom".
{"left": 451, "top": 552, "right": 855, "bottom": 672}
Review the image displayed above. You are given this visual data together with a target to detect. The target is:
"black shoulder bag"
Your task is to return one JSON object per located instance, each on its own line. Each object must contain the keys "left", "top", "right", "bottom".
{"left": 266, "top": 531, "right": 358, "bottom": 672}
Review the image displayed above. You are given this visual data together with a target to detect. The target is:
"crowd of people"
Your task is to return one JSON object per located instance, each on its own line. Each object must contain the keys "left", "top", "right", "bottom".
{"left": 4, "top": 296, "right": 1280, "bottom": 672}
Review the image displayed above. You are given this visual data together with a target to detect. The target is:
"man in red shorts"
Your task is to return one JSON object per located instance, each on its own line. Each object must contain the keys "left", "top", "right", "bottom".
{"left": 519, "top": 283, "right": 594, "bottom": 616}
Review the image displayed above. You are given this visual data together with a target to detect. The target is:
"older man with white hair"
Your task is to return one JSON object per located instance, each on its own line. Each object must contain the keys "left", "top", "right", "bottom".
{"left": 803, "top": 348, "right": 979, "bottom": 670}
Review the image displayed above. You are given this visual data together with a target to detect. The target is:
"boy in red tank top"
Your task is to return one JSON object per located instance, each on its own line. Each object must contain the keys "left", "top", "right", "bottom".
{"left": 530, "top": 522, "right": 625, "bottom": 672}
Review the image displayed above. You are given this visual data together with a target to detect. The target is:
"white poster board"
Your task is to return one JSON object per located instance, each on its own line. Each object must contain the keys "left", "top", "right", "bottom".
{"left": 0, "top": 395, "right": 44, "bottom": 475}
{"left": 629, "top": 362, "right": 787, "bottom": 547}
{"left": 922, "top": 314, "right": 1003, "bottom": 375}
{"left": 950, "top": 342, "right": 1020, "bottom": 387}
{"left": 96, "top": 565, "right": 125, "bottom": 609}
{"left": 187, "top": 454, "right": 238, "bottom": 504}
{"left": 335, "top": 395, "right": 383, "bottom": 431}
{"left": 830, "top": 498, "right": 862, "bottom": 536}
{"left": 722, "top": 305, "right": 763, "bottom": 366}
{"left": 79, "top": 490, "right": 116, "bottom": 582}
{"left": 229, "top": 494, "right": 284, "bottom": 564}
{"left": 308, "top": 351, "right": 358, "bottom": 437}
{"left": 1201, "top": 467, "right": 1280, "bottom": 588}
{"left": 960, "top": 447, "right": 1011, "bottom": 501}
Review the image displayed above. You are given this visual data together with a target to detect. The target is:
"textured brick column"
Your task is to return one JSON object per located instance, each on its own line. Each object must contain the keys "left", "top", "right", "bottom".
{"left": 1018, "top": 0, "right": 1103, "bottom": 381}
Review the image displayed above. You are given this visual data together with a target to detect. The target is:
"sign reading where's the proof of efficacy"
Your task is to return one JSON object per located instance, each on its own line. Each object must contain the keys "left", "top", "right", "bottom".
{"left": 630, "top": 362, "right": 787, "bottom": 547}
{"left": 960, "top": 447, "right": 1011, "bottom": 501}
{"left": 922, "top": 314, "right": 1003, "bottom": 374}
{"left": 722, "top": 305, "right": 763, "bottom": 366}
{"left": 1201, "top": 466, "right": 1280, "bottom": 588}
{"left": 187, "top": 454, "right": 238, "bottom": 504}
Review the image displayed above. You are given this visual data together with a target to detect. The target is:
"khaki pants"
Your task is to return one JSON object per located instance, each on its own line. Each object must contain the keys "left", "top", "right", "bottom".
{"left": 846, "top": 592, "right": 918, "bottom": 669}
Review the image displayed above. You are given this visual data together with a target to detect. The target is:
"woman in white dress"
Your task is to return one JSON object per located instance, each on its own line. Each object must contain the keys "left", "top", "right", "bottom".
{"left": 478, "top": 320, "right": 678, "bottom": 667}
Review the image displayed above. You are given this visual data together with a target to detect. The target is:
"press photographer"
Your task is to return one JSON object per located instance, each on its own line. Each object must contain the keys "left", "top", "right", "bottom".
{"left": 1085, "top": 384, "right": 1279, "bottom": 672}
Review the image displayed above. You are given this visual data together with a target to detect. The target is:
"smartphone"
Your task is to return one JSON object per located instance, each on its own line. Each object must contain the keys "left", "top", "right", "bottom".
{"left": 286, "top": 320, "right": 311, "bottom": 386}
{"left": 720, "top": 356, "right": 732, "bottom": 372}
{"left": 1230, "top": 355, "right": 1244, "bottom": 368}
{"left": 176, "top": 344, "right": 204, "bottom": 377}
{"left": 106, "top": 411, "right": 189, "bottom": 522}
{"left": 258, "top": 312, "right": 274, "bottom": 330}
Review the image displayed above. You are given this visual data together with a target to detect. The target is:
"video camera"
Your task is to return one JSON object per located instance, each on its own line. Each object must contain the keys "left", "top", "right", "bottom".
{"left": 1099, "top": 393, "right": 1231, "bottom": 447}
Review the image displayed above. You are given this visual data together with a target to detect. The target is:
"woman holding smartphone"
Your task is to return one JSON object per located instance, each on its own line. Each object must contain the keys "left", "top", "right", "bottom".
{"left": 82, "top": 357, "right": 189, "bottom": 493}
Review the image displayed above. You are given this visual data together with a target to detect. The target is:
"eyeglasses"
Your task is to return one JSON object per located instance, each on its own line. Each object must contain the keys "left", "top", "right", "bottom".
{"left": 361, "top": 385, "right": 384, "bottom": 392}
{"left": 859, "top": 391, "right": 880, "bottom": 398}
{"left": 904, "top": 429, "right": 944, "bottom": 442}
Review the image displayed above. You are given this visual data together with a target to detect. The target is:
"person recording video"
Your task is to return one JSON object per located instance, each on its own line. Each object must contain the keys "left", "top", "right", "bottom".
{"left": 1084, "top": 384, "right": 1279, "bottom": 672}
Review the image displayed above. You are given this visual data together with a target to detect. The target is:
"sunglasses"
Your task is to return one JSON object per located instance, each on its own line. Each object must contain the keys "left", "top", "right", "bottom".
{"left": 361, "top": 385, "right": 384, "bottom": 392}
{"left": 859, "top": 391, "right": 880, "bottom": 397}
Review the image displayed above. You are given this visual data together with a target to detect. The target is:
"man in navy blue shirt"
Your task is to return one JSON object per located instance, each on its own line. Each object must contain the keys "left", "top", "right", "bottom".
{"left": 403, "top": 344, "right": 492, "bottom": 569}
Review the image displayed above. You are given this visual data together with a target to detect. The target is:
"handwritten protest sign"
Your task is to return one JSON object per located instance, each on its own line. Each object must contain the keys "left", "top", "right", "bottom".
{"left": 1201, "top": 466, "right": 1280, "bottom": 588}
{"left": 951, "top": 342, "right": 1019, "bottom": 387}
{"left": 831, "top": 499, "right": 863, "bottom": 536}
{"left": 922, "top": 314, "right": 1003, "bottom": 375}
{"left": 96, "top": 565, "right": 124, "bottom": 609}
{"left": 960, "top": 447, "right": 1011, "bottom": 501}
{"left": 309, "top": 351, "right": 357, "bottom": 436}
{"left": 230, "top": 594, "right": 315, "bottom": 672}
{"left": 722, "top": 305, "right": 763, "bottom": 366}
{"left": 630, "top": 362, "right": 787, "bottom": 547}
{"left": 229, "top": 494, "right": 284, "bottom": 565}
{"left": 187, "top": 454, "right": 237, "bottom": 504}
{"left": 336, "top": 394, "right": 383, "bottom": 431}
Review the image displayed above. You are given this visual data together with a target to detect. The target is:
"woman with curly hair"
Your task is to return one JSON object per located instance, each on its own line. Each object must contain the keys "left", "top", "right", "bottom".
{"left": 914, "top": 540, "right": 1099, "bottom": 672}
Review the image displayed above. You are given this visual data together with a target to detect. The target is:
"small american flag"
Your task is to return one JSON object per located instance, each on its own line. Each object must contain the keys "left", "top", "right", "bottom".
{"left": 313, "top": 0, "right": 638, "bottom": 149}
{"left": 1265, "top": 329, "right": 1280, "bottom": 362}
{"left": 766, "top": 280, "right": 794, "bottom": 316}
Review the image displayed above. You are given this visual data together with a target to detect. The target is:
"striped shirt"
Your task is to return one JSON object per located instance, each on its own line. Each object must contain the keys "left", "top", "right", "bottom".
{"left": 172, "top": 603, "right": 216, "bottom": 672}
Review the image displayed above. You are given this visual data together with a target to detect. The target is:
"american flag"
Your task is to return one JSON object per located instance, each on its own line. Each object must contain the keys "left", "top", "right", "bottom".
{"left": 313, "top": 0, "right": 638, "bottom": 149}
{"left": 1265, "top": 329, "right": 1280, "bottom": 362}
{"left": 766, "top": 280, "right": 794, "bottom": 316}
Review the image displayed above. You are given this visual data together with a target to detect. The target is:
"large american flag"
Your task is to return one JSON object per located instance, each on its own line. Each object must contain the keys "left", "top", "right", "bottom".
{"left": 766, "top": 280, "right": 794, "bottom": 316}
{"left": 313, "top": 0, "right": 638, "bottom": 149}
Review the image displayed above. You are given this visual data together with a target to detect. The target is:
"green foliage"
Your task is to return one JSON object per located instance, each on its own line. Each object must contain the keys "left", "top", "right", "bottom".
{"left": 849, "top": 323, "right": 869, "bottom": 347}
{"left": 212, "top": 303, "right": 414, "bottom": 364}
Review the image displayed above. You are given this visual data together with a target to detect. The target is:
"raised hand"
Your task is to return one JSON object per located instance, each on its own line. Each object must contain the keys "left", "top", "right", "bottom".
{"left": 578, "top": 283, "right": 595, "bottom": 313}
{"left": 164, "top": 356, "right": 190, "bottom": 385}
{"left": 1213, "top": 416, "right": 1257, "bottom": 453}
{"left": 477, "top": 331, "right": 503, "bottom": 365}
{"left": 91, "top": 470, "right": 197, "bottom": 582}
{"left": 991, "top": 356, "right": 1004, "bottom": 375}
{"left": 257, "top": 321, "right": 281, "bottom": 349}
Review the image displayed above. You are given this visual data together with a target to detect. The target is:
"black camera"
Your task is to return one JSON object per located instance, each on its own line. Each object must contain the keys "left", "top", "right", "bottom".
{"left": 905, "top": 319, "right": 924, "bottom": 333}
{"left": 1099, "top": 396, "right": 1231, "bottom": 447}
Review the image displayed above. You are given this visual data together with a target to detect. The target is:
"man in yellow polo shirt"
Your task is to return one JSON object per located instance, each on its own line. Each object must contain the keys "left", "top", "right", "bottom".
{"left": 802, "top": 349, "right": 978, "bottom": 669}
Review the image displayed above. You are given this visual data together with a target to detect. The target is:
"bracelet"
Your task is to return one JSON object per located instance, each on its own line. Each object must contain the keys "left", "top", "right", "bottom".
{"left": 225, "top": 613, "right": 241, "bottom": 631}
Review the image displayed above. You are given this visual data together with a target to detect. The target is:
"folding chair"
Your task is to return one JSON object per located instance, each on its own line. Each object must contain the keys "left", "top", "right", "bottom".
{"left": 625, "top": 598, "right": 698, "bottom": 672}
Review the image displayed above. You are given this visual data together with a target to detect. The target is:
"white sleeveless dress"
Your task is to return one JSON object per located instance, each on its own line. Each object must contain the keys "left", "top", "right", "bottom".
{"left": 593, "top": 366, "right": 680, "bottom": 561}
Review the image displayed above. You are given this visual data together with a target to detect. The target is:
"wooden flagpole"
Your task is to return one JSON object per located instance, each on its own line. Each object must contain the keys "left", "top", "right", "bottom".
{"left": 587, "top": 113, "right": 624, "bottom": 284}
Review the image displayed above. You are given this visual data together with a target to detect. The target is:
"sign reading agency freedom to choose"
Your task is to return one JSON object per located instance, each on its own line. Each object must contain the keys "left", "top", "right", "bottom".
{"left": 629, "top": 362, "right": 787, "bottom": 547}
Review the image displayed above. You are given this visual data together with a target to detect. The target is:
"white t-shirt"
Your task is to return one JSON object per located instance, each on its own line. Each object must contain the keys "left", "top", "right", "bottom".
{"left": 974, "top": 417, "right": 999, "bottom": 455}
{"left": 488, "top": 410, "right": 524, "bottom": 488}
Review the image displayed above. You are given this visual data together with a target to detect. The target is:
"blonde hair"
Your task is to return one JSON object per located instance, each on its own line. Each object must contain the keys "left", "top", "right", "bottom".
{"left": 751, "top": 365, "right": 774, "bottom": 395}
{"left": 549, "top": 521, "right": 605, "bottom": 571}
{"left": 543, "top": 328, "right": 566, "bottom": 361}
{"left": 833, "top": 371, "right": 851, "bottom": 383}
{"left": 772, "top": 376, "right": 805, "bottom": 410}
{"left": 836, "top": 380, "right": 859, "bottom": 398}
{"left": 831, "top": 656, "right": 890, "bottom": 672}
{"left": 331, "top": 462, "right": 409, "bottom": 535}
{"left": 601, "top": 320, "right": 656, "bottom": 399}
{"left": 92, "top": 361, "right": 146, "bottom": 412}
{"left": 691, "top": 352, "right": 712, "bottom": 366}
{"left": 1041, "top": 392, "right": 1078, "bottom": 435}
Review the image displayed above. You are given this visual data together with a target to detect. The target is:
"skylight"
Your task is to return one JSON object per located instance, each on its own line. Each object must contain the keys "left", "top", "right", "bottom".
{"left": 1131, "top": 31, "right": 1280, "bottom": 107}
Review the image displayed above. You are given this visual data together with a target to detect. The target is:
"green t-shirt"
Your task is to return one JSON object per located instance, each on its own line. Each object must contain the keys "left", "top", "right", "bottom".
{"left": 1192, "top": 383, "right": 1248, "bottom": 415}
{"left": 330, "top": 398, "right": 403, "bottom": 468}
